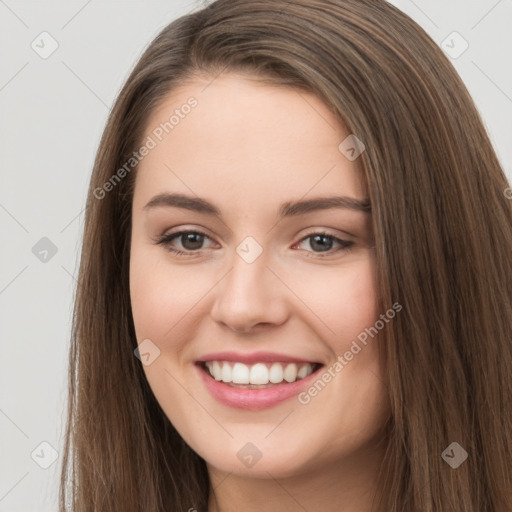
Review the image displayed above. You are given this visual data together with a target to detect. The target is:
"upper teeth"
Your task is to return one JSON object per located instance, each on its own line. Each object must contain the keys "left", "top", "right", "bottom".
{"left": 204, "top": 361, "right": 315, "bottom": 385}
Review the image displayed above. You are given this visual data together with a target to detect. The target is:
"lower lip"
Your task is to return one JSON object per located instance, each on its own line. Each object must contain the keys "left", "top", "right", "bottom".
{"left": 196, "top": 363, "right": 322, "bottom": 410}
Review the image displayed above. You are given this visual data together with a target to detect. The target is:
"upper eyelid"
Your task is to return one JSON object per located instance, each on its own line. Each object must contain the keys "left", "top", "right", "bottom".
{"left": 160, "top": 223, "right": 356, "bottom": 239}
{"left": 155, "top": 229, "right": 213, "bottom": 247}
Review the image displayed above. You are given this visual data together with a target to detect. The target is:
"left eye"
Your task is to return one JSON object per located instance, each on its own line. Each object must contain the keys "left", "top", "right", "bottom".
{"left": 154, "top": 230, "right": 353, "bottom": 258}
{"left": 294, "top": 232, "right": 353, "bottom": 256}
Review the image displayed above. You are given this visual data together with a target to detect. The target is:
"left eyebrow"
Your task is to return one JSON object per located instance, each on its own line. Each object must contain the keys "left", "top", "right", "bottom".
{"left": 143, "top": 192, "right": 371, "bottom": 218}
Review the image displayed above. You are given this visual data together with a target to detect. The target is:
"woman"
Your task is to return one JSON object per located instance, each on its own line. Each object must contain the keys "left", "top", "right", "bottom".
{"left": 59, "top": 0, "right": 512, "bottom": 510}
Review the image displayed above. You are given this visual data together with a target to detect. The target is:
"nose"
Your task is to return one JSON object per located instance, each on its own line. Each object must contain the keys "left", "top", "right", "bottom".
{"left": 209, "top": 251, "right": 289, "bottom": 334}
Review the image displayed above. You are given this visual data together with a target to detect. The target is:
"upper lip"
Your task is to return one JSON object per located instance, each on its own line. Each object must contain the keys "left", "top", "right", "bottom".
{"left": 195, "top": 351, "right": 323, "bottom": 365}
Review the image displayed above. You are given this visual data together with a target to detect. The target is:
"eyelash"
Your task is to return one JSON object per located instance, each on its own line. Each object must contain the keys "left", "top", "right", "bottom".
{"left": 153, "top": 229, "right": 354, "bottom": 259}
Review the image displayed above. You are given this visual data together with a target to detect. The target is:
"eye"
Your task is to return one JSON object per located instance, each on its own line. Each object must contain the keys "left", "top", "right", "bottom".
{"left": 153, "top": 229, "right": 215, "bottom": 256}
{"left": 153, "top": 229, "right": 354, "bottom": 258}
{"left": 293, "top": 230, "right": 354, "bottom": 258}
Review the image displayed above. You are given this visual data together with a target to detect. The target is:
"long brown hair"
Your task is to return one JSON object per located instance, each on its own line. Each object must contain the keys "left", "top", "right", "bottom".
{"left": 59, "top": 1, "right": 512, "bottom": 510}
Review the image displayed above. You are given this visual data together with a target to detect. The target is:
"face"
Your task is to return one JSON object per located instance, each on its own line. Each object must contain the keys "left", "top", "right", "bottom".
{"left": 129, "top": 73, "right": 390, "bottom": 479}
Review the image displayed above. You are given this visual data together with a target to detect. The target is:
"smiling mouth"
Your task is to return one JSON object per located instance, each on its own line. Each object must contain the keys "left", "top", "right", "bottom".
{"left": 198, "top": 360, "right": 324, "bottom": 389}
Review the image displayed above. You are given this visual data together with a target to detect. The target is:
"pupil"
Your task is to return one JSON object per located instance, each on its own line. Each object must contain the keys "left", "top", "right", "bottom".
{"left": 311, "top": 235, "right": 332, "bottom": 252}
{"left": 183, "top": 233, "right": 203, "bottom": 250}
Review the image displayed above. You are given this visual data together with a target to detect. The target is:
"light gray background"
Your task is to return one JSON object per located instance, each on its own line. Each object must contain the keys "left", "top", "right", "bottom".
{"left": 1, "top": 1, "right": 511, "bottom": 510}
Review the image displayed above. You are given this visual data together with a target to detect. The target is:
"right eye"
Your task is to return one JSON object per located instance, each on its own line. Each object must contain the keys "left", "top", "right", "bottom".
{"left": 154, "top": 229, "right": 216, "bottom": 257}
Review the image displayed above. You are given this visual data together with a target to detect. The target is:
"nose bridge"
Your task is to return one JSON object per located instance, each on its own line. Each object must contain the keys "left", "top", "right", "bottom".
{"left": 210, "top": 242, "right": 287, "bottom": 332}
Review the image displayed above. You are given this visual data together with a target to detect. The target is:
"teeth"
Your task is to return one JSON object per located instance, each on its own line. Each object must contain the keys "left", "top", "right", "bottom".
{"left": 232, "top": 362, "right": 249, "bottom": 384}
{"left": 283, "top": 363, "right": 297, "bottom": 383}
{"left": 297, "top": 364, "right": 310, "bottom": 379}
{"left": 212, "top": 361, "right": 222, "bottom": 381}
{"left": 204, "top": 361, "right": 315, "bottom": 385}
{"left": 250, "top": 363, "right": 269, "bottom": 385}
{"left": 269, "top": 363, "right": 283, "bottom": 383}
{"left": 221, "top": 362, "right": 232, "bottom": 382}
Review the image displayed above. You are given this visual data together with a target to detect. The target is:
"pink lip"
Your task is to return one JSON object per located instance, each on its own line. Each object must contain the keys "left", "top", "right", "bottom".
{"left": 195, "top": 361, "right": 323, "bottom": 410}
{"left": 196, "top": 351, "right": 320, "bottom": 365}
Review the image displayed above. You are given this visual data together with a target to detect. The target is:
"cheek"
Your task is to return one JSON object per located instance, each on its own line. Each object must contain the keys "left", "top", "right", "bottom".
{"left": 336, "top": 257, "right": 380, "bottom": 337}
{"left": 129, "top": 249, "right": 208, "bottom": 433}
{"left": 287, "top": 254, "right": 379, "bottom": 344}
{"left": 130, "top": 256, "right": 166, "bottom": 342}
{"left": 129, "top": 244, "right": 206, "bottom": 343}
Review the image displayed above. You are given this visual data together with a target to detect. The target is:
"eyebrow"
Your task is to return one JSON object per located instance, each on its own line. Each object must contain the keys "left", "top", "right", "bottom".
{"left": 143, "top": 192, "right": 371, "bottom": 218}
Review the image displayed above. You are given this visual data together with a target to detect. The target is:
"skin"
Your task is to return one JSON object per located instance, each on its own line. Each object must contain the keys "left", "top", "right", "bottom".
{"left": 129, "top": 72, "right": 391, "bottom": 512}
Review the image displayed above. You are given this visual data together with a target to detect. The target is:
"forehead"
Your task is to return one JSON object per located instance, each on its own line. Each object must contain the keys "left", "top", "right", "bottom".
{"left": 132, "top": 73, "right": 366, "bottom": 214}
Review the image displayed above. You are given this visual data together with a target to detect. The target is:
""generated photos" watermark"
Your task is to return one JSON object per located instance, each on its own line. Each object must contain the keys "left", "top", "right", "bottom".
{"left": 298, "top": 302, "right": 402, "bottom": 405}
